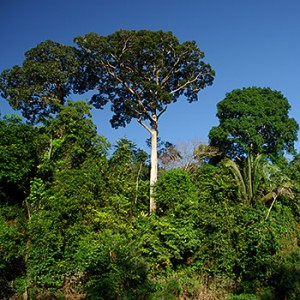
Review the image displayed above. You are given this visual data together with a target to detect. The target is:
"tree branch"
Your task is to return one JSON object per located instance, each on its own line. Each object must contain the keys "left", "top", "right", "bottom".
{"left": 157, "top": 106, "right": 167, "bottom": 119}
{"left": 265, "top": 193, "right": 278, "bottom": 220}
{"left": 160, "top": 49, "right": 190, "bottom": 87}
{"left": 104, "top": 64, "right": 136, "bottom": 95}
{"left": 135, "top": 162, "right": 143, "bottom": 204}
{"left": 138, "top": 116, "right": 151, "bottom": 133}
{"left": 160, "top": 57, "right": 181, "bottom": 86}
{"left": 170, "top": 72, "right": 202, "bottom": 94}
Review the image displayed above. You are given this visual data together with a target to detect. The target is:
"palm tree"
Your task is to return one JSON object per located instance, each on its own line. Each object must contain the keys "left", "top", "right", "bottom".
{"left": 224, "top": 153, "right": 293, "bottom": 213}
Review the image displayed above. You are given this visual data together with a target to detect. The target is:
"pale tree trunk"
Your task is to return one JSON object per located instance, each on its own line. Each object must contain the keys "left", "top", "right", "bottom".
{"left": 138, "top": 113, "right": 159, "bottom": 214}
{"left": 149, "top": 125, "right": 158, "bottom": 214}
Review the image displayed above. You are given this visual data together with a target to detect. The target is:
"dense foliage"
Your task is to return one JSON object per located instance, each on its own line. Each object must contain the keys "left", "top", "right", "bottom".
{"left": 1, "top": 102, "right": 300, "bottom": 299}
{"left": 0, "top": 40, "right": 80, "bottom": 123}
{"left": 208, "top": 87, "right": 299, "bottom": 162}
{"left": 1, "top": 29, "right": 215, "bottom": 214}
{"left": 1, "top": 30, "right": 300, "bottom": 300}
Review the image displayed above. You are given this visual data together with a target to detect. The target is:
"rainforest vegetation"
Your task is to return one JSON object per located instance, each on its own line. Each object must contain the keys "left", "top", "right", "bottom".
{"left": 1, "top": 30, "right": 300, "bottom": 300}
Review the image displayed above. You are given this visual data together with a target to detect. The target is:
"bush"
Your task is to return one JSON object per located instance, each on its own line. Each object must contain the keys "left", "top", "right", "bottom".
{"left": 271, "top": 249, "right": 300, "bottom": 300}
{"left": 155, "top": 169, "right": 198, "bottom": 217}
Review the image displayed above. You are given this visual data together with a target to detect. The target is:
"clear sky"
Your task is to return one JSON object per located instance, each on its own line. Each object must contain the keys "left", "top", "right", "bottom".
{"left": 1, "top": 0, "right": 299, "bottom": 151}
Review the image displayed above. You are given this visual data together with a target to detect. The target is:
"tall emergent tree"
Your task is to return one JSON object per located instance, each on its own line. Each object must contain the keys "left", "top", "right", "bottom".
{"left": 209, "top": 87, "right": 299, "bottom": 162}
{"left": 74, "top": 30, "right": 215, "bottom": 213}
{"left": 0, "top": 40, "right": 79, "bottom": 123}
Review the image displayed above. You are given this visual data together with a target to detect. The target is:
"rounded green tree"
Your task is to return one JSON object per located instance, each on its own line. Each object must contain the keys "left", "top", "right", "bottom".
{"left": 209, "top": 87, "right": 299, "bottom": 162}
{"left": 0, "top": 40, "right": 79, "bottom": 123}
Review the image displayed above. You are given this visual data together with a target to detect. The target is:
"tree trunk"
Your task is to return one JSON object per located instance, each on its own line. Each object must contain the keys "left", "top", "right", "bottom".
{"left": 149, "top": 123, "right": 158, "bottom": 214}
{"left": 138, "top": 113, "right": 158, "bottom": 214}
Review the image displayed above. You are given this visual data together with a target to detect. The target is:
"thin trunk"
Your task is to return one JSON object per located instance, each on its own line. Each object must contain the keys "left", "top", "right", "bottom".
{"left": 265, "top": 193, "right": 278, "bottom": 220}
{"left": 247, "top": 155, "right": 253, "bottom": 204}
{"left": 48, "top": 136, "right": 53, "bottom": 160}
{"left": 135, "top": 162, "right": 143, "bottom": 205}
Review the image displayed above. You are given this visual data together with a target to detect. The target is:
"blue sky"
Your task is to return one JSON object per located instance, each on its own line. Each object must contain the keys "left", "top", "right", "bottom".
{"left": 1, "top": 0, "right": 300, "bottom": 151}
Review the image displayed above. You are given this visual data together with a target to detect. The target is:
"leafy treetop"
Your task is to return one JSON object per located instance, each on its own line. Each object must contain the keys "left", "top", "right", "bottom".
{"left": 208, "top": 87, "right": 299, "bottom": 162}
{"left": 0, "top": 40, "right": 79, "bottom": 123}
{"left": 74, "top": 29, "right": 215, "bottom": 129}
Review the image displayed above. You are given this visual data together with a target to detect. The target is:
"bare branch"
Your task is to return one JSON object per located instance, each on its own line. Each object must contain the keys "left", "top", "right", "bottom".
{"left": 138, "top": 116, "right": 151, "bottom": 133}
{"left": 155, "top": 69, "right": 160, "bottom": 85}
{"left": 105, "top": 60, "right": 117, "bottom": 71}
{"left": 160, "top": 49, "right": 190, "bottom": 87}
{"left": 104, "top": 65, "right": 136, "bottom": 95}
{"left": 265, "top": 193, "right": 278, "bottom": 220}
{"left": 157, "top": 106, "right": 167, "bottom": 119}
{"left": 160, "top": 57, "right": 181, "bottom": 86}
{"left": 121, "top": 37, "right": 130, "bottom": 56}
{"left": 135, "top": 162, "right": 143, "bottom": 204}
{"left": 170, "top": 72, "right": 202, "bottom": 94}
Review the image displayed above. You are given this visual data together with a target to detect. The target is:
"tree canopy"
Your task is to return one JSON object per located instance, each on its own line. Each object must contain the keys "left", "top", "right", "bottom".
{"left": 74, "top": 30, "right": 215, "bottom": 128}
{"left": 0, "top": 40, "right": 79, "bottom": 123}
{"left": 208, "top": 87, "right": 299, "bottom": 161}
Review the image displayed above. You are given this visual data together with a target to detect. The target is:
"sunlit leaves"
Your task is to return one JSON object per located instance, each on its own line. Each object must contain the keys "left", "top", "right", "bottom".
{"left": 75, "top": 30, "right": 215, "bottom": 128}
{"left": 155, "top": 169, "right": 198, "bottom": 217}
{"left": 39, "top": 100, "right": 107, "bottom": 173}
{"left": 0, "top": 40, "right": 80, "bottom": 123}
{"left": 209, "top": 87, "right": 299, "bottom": 161}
